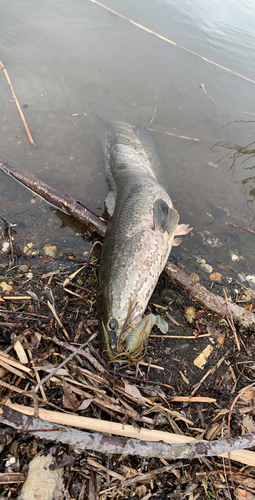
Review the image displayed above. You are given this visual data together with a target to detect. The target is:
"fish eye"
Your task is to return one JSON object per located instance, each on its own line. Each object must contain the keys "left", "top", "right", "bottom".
{"left": 108, "top": 318, "right": 118, "bottom": 331}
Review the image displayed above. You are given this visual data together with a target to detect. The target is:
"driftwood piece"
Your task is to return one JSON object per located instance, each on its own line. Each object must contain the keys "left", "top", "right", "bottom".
{"left": 1, "top": 404, "right": 255, "bottom": 464}
{"left": 0, "top": 156, "right": 107, "bottom": 237}
{"left": 164, "top": 262, "right": 255, "bottom": 331}
{"left": 1, "top": 156, "right": 255, "bottom": 330}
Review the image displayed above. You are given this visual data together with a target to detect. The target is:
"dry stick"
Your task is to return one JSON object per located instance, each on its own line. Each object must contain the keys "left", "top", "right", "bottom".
{"left": 2, "top": 403, "right": 255, "bottom": 465}
{"left": 32, "top": 333, "right": 97, "bottom": 417}
{"left": 90, "top": 0, "right": 255, "bottom": 86}
{"left": 198, "top": 82, "right": 218, "bottom": 107}
{"left": 229, "top": 222, "right": 255, "bottom": 235}
{"left": 148, "top": 127, "right": 199, "bottom": 142}
{"left": 223, "top": 287, "right": 240, "bottom": 351}
{"left": 151, "top": 333, "right": 211, "bottom": 339}
{"left": 0, "top": 157, "right": 107, "bottom": 237}
{"left": 52, "top": 336, "right": 106, "bottom": 374}
{"left": 47, "top": 300, "right": 69, "bottom": 340}
{"left": 0, "top": 60, "right": 35, "bottom": 147}
{"left": 149, "top": 90, "right": 158, "bottom": 124}
{"left": 191, "top": 354, "right": 227, "bottom": 396}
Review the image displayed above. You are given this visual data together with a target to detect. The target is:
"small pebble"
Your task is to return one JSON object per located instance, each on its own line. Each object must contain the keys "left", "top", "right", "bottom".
{"left": 19, "top": 265, "right": 30, "bottom": 273}
{"left": 162, "top": 289, "right": 184, "bottom": 305}
{"left": 43, "top": 244, "right": 62, "bottom": 258}
{"left": 200, "top": 263, "right": 213, "bottom": 273}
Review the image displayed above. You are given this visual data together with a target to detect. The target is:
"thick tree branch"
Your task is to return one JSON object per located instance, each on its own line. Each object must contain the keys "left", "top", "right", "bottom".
{"left": 164, "top": 262, "right": 255, "bottom": 331}
{"left": 0, "top": 156, "right": 107, "bottom": 237}
{"left": 1, "top": 404, "right": 255, "bottom": 463}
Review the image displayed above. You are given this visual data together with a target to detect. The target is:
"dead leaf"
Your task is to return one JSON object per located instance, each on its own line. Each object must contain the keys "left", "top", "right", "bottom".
{"left": 0, "top": 282, "right": 13, "bottom": 292}
{"left": 28, "top": 332, "right": 42, "bottom": 349}
{"left": 124, "top": 382, "right": 145, "bottom": 403}
{"left": 239, "top": 391, "right": 255, "bottom": 406}
{"left": 235, "top": 489, "right": 255, "bottom": 500}
{"left": 63, "top": 381, "right": 80, "bottom": 411}
{"left": 243, "top": 415, "right": 255, "bottom": 433}
{"left": 206, "top": 325, "right": 225, "bottom": 346}
{"left": 78, "top": 398, "right": 94, "bottom": 411}
{"left": 184, "top": 306, "right": 196, "bottom": 323}
{"left": 135, "top": 484, "right": 147, "bottom": 498}
{"left": 13, "top": 341, "right": 28, "bottom": 364}
{"left": 189, "top": 273, "right": 200, "bottom": 282}
{"left": 194, "top": 345, "right": 214, "bottom": 369}
{"left": 209, "top": 272, "right": 222, "bottom": 282}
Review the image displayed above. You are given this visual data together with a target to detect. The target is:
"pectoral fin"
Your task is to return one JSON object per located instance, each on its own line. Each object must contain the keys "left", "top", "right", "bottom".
{"left": 126, "top": 314, "right": 168, "bottom": 353}
{"left": 153, "top": 199, "right": 180, "bottom": 235}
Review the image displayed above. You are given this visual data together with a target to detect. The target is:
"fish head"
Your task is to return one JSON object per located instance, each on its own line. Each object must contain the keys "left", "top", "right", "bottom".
{"left": 98, "top": 291, "right": 142, "bottom": 357}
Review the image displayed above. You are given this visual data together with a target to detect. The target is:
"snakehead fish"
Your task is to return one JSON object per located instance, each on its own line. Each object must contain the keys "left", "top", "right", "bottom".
{"left": 97, "top": 122, "right": 191, "bottom": 363}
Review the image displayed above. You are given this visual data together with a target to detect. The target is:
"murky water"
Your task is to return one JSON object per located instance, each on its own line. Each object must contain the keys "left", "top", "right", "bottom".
{"left": 0, "top": 0, "right": 255, "bottom": 281}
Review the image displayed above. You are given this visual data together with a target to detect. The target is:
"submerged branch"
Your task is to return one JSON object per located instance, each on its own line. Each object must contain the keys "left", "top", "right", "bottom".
{"left": 0, "top": 156, "right": 107, "bottom": 237}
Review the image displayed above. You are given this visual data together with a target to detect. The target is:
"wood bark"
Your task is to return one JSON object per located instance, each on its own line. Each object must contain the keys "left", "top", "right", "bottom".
{"left": 164, "top": 262, "right": 255, "bottom": 331}
{"left": 1, "top": 404, "right": 255, "bottom": 464}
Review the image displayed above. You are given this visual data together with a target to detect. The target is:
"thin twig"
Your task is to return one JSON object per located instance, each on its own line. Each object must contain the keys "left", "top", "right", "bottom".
{"left": 90, "top": 0, "right": 255, "bottom": 85}
{"left": 32, "top": 333, "right": 96, "bottom": 417}
{"left": 0, "top": 60, "right": 35, "bottom": 147}
{"left": 198, "top": 82, "right": 218, "bottom": 106}
{"left": 229, "top": 222, "right": 255, "bottom": 235}
{"left": 149, "top": 89, "right": 158, "bottom": 124}
{"left": 223, "top": 288, "right": 240, "bottom": 351}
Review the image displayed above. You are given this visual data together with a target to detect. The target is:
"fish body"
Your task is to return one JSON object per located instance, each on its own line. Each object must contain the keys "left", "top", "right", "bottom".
{"left": 97, "top": 122, "right": 182, "bottom": 359}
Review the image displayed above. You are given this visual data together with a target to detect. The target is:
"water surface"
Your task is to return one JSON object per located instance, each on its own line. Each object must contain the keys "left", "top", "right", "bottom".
{"left": 0, "top": 0, "right": 254, "bottom": 281}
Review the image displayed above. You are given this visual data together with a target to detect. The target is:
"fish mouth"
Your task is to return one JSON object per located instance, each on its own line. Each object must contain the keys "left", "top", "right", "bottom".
{"left": 101, "top": 318, "right": 148, "bottom": 366}
{"left": 101, "top": 301, "right": 147, "bottom": 365}
{"left": 101, "top": 308, "right": 168, "bottom": 366}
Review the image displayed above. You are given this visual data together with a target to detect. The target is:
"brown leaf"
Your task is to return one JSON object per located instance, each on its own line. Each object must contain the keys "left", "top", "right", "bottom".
{"left": 189, "top": 273, "right": 200, "bottom": 282}
{"left": 209, "top": 272, "right": 222, "bottom": 282}
{"left": 184, "top": 306, "right": 196, "bottom": 323}
{"left": 239, "top": 391, "right": 255, "bottom": 406}
{"left": 63, "top": 380, "right": 80, "bottom": 411}
{"left": 135, "top": 485, "right": 147, "bottom": 498}
{"left": 206, "top": 325, "right": 225, "bottom": 346}
{"left": 78, "top": 398, "right": 94, "bottom": 411}
{"left": 0, "top": 282, "right": 13, "bottom": 292}
{"left": 235, "top": 489, "right": 255, "bottom": 500}
{"left": 242, "top": 415, "right": 255, "bottom": 433}
{"left": 29, "top": 332, "right": 42, "bottom": 349}
{"left": 124, "top": 382, "right": 145, "bottom": 403}
{"left": 193, "top": 345, "right": 214, "bottom": 369}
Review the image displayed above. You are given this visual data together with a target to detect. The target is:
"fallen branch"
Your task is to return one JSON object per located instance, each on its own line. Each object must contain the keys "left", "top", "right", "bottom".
{"left": 0, "top": 157, "right": 107, "bottom": 237}
{"left": 1, "top": 157, "right": 255, "bottom": 331}
{"left": 1, "top": 404, "right": 255, "bottom": 465}
{"left": 164, "top": 262, "right": 255, "bottom": 331}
